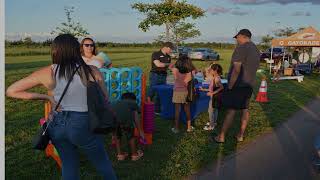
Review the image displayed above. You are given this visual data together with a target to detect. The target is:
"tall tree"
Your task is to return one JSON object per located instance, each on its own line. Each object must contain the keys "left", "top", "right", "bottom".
{"left": 23, "top": 37, "right": 33, "bottom": 47}
{"left": 273, "top": 27, "right": 297, "bottom": 37}
{"left": 132, "top": 0, "right": 205, "bottom": 42}
{"left": 157, "top": 21, "right": 201, "bottom": 44}
{"left": 51, "top": 6, "right": 89, "bottom": 38}
{"left": 260, "top": 34, "right": 273, "bottom": 50}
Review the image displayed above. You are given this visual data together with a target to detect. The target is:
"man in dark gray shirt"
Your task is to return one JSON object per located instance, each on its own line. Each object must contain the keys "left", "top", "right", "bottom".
{"left": 215, "top": 29, "right": 260, "bottom": 143}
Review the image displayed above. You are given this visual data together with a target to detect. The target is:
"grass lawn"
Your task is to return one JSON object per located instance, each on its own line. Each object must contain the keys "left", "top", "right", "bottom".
{"left": 5, "top": 48, "right": 320, "bottom": 179}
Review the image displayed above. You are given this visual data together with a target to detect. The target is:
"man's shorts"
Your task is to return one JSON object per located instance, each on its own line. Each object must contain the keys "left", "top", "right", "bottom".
{"left": 221, "top": 86, "right": 253, "bottom": 110}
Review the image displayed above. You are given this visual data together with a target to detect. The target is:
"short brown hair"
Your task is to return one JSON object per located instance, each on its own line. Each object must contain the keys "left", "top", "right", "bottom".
{"left": 162, "top": 42, "right": 175, "bottom": 49}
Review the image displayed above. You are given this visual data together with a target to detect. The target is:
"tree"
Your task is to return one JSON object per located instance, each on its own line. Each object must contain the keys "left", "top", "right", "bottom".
{"left": 260, "top": 35, "right": 273, "bottom": 50}
{"left": 51, "top": 6, "right": 89, "bottom": 38}
{"left": 157, "top": 21, "right": 200, "bottom": 44}
{"left": 132, "top": 0, "right": 205, "bottom": 42}
{"left": 273, "top": 27, "right": 295, "bottom": 37}
{"left": 23, "top": 37, "right": 33, "bottom": 47}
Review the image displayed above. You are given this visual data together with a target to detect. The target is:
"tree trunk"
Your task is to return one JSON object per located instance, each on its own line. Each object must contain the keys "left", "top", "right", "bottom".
{"left": 165, "top": 22, "right": 170, "bottom": 42}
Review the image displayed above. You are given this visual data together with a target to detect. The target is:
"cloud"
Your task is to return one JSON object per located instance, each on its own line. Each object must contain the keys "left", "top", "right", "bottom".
{"left": 207, "top": 6, "right": 251, "bottom": 16}
{"left": 230, "top": 0, "right": 320, "bottom": 5}
{"left": 265, "top": 11, "right": 278, "bottom": 16}
{"left": 102, "top": 10, "right": 131, "bottom": 16}
{"left": 291, "top": 11, "right": 312, "bottom": 16}
{"left": 207, "top": 6, "right": 231, "bottom": 15}
{"left": 231, "top": 10, "right": 250, "bottom": 16}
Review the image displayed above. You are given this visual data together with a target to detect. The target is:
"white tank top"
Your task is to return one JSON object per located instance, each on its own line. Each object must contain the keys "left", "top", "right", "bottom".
{"left": 52, "top": 64, "right": 88, "bottom": 112}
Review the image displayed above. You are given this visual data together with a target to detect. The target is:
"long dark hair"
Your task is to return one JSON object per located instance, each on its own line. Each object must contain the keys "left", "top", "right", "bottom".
{"left": 210, "top": 63, "right": 223, "bottom": 75}
{"left": 175, "top": 54, "right": 195, "bottom": 74}
{"left": 51, "top": 34, "right": 92, "bottom": 80}
{"left": 80, "top": 37, "right": 98, "bottom": 56}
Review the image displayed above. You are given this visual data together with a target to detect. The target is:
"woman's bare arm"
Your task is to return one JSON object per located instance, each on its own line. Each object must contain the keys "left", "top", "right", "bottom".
{"left": 6, "top": 66, "right": 56, "bottom": 103}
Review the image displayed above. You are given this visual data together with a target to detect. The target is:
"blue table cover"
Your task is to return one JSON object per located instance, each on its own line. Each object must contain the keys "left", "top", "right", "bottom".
{"left": 152, "top": 83, "right": 210, "bottom": 123}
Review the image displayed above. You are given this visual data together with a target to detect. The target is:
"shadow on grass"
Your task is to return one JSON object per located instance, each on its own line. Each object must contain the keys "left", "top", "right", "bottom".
{"left": 252, "top": 73, "right": 320, "bottom": 179}
{"left": 186, "top": 71, "right": 320, "bottom": 179}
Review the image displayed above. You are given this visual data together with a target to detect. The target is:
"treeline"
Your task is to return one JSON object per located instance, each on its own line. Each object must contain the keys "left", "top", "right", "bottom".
{"left": 5, "top": 39, "right": 53, "bottom": 47}
{"left": 6, "top": 39, "right": 235, "bottom": 49}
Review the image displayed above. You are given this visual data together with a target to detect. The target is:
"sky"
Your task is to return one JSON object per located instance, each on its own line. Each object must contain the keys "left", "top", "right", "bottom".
{"left": 5, "top": 0, "right": 320, "bottom": 43}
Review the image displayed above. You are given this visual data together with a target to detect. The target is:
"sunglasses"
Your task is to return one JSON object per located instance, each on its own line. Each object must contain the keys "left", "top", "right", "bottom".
{"left": 83, "top": 44, "right": 95, "bottom": 47}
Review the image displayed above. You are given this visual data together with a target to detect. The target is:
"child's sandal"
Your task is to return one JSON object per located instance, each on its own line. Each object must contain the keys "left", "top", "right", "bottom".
{"left": 131, "top": 150, "right": 144, "bottom": 161}
{"left": 117, "top": 152, "right": 128, "bottom": 161}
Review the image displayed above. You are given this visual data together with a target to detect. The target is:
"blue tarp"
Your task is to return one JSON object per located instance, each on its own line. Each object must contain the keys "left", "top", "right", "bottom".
{"left": 152, "top": 84, "right": 210, "bottom": 123}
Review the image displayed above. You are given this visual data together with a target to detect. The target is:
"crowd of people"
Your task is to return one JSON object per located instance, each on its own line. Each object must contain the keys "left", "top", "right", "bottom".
{"left": 6, "top": 28, "right": 260, "bottom": 179}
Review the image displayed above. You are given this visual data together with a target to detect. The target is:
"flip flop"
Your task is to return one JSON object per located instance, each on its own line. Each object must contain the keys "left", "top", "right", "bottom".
{"left": 214, "top": 136, "right": 225, "bottom": 143}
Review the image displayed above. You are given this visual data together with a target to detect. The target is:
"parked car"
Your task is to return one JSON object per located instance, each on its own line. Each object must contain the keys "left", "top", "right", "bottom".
{"left": 260, "top": 47, "right": 291, "bottom": 61}
{"left": 189, "top": 48, "right": 220, "bottom": 61}
{"left": 170, "top": 46, "right": 193, "bottom": 59}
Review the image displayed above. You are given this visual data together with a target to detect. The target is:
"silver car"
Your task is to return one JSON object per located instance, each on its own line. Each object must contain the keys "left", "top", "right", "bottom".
{"left": 189, "top": 48, "right": 220, "bottom": 61}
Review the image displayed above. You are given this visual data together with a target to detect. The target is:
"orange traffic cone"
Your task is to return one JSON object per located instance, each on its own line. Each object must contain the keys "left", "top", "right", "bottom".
{"left": 256, "top": 77, "right": 268, "bottom": 103}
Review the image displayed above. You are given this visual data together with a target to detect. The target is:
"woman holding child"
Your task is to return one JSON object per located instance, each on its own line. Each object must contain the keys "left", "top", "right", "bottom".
{"left": 80, "top": 37, "right": 112, "bottom": 69}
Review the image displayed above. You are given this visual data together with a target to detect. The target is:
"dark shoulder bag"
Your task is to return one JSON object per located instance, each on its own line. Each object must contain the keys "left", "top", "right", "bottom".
{"left": 32, "top": 65, "right": 80, "bottom": 150}
{"left": 186, "top": 73, "right": 199, "bottom": 103}
{"left": 87, "top": 70, "right": 116, "bottom": 134}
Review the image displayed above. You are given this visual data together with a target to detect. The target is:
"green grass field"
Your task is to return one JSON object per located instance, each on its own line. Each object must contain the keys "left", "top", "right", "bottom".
{"left": 5, "top": 47, "right": 320, "bottom": 179}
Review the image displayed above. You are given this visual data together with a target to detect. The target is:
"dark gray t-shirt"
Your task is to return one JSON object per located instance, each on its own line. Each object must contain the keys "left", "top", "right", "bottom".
{"left": 228, "top": 41, "right": 260, "bottom": 88}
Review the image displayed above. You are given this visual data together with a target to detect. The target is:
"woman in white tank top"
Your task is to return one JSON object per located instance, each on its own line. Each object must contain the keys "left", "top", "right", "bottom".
{"left": 6, "top": 34, "right": 117, "bottom": 180}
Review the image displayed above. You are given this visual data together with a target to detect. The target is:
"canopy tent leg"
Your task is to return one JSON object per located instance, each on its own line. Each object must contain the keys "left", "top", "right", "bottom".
{"left": 282, "top": 47, "right": 286, "bottom": 68}
{"left": 270, "top": 47, "right": 273, "bottom": 74}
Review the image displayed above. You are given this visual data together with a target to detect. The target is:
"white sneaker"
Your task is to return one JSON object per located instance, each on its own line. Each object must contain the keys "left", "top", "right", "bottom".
{"left": 203, "top": 125, "right": 215, "bottom": 131}
{"left": 187, "top": 126, "right": 195, "bottom": 132}
{"left": 171, "top": 128, "right": 179, "bottom": 134}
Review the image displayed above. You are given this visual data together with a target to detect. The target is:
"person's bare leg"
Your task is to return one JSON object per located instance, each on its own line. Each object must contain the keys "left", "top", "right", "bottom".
{"left": 237, "top": 109, "right": 249, "bottom": 138}
{"left": 129, "top": 138, "right": 137, "bottom": 155}
{"left": 115, "top": 138, "right": 121, "bottom": 155}
{"left": 272, "top": 69, "right": 278, "bottom": 82}
{"left": 174, "top": 103, "right": 181, "bottom": 130}
{"left": 184, "top": 103, "right": 192, "bottom": 130}
{"left": 216, "top": 109, "right": 236, "bottom": 141}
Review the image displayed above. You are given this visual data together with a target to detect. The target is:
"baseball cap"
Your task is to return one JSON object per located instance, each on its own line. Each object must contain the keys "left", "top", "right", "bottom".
{"left": 233, "top": 29, "right": 252, "bottom": 38}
